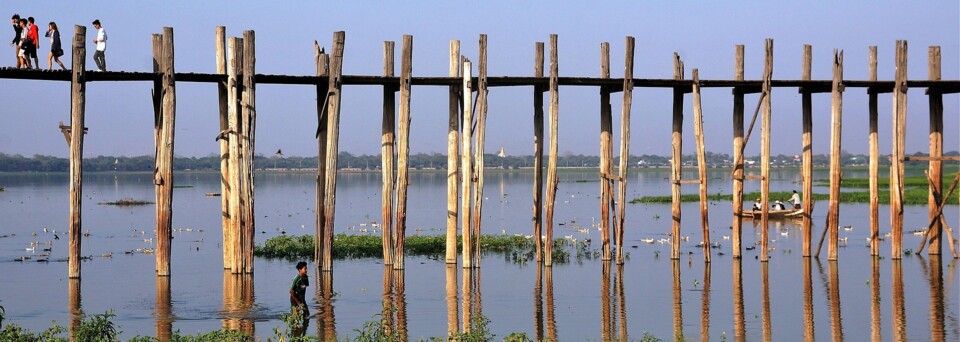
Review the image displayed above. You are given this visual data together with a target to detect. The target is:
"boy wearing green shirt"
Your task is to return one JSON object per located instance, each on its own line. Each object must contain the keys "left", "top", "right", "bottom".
{"left": 290, "top": 261, "right": 309, "bottom": 317}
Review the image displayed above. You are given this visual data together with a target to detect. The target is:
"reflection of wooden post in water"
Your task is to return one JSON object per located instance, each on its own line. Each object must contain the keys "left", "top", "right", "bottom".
{"left": 462, "top": 267, "right": 473, "bottom": 331}
{"left": 392, "top": 269, "right": 408, "bottom": 341}
{"left": 381, "top": 266, "right": 394, "bottom": 336}
{"left": 733, "top": 260, "right": 745, "bottom": 342}
{"left": 761, "top": 262, "right": 772, "bottom": 341}
{"left": 318, "top": 272, "right": 336, "bottom": 341}
{"left": 544, "top": 266, "right": 557, "bottom": 341}
{"left": 804, "top": 258, "right": 815, "bottom": 341}
{"left": 68, "top": 278, "right": 81, "bottom": 340}
{"left": 891, "top": 260, "right": 906, "bottom": 341}
{"left": 700, "top": 262, "right": 711, "bottom": 342}
{"left": 828, "top": 261, "right": 844, "bottom": 341}
{"left": 534, "top": 263, "right": 544, "bottom": 341}
{"left": 601, "top": 262, "right": 612, "bottom": 341}
{"left": 155, "top": 277, "right": 172, "bottom": 341}
{"left": 928, "top": 256, "right": 945, "bottom": 340}
{"left": 222, "top": 270, "right": 255, "bottom": 336}
{"left": 446, "top": 265, "right": 459, "bottom": 334}
{"left": 672, "top": 259, "right": 683, "bottom": 341}
{"left": 871, "top": 259, "right": 881, "bottom": 342}
{"left": 616, "top": 264, "right": 628, "bottom": 342}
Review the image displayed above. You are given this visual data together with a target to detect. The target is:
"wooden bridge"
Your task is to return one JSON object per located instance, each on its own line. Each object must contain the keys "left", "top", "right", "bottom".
{"left": 1, "top": 25, "right": 957, "bottom": 279}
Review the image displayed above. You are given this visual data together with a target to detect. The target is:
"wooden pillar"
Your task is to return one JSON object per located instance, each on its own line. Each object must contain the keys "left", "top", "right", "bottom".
{"left": 155, "top": 27, "right": 176, "bottom": 276}
{"left": 759, "top": 39, "right": 773, "bottom": 262}
{"left": 446, "top": 40, "right": 460, "bottom": 264}
{"left": 544, "top": 34, "right": 560, "bottom": 266}
{"left": 226, "top": 37, "right": 243, "bottom": 273}
{"left": 692, "top": 69, "right": 710, "bottom": 262}
{"left": 314, "top": 42, "right": 329, "bottom": 265}
{"left": 599, "top": 42, "right": 613, "bottom": 261}
{"left": 801, "top": 45, "right": 814, "bottom": 257}
{"left": 670, "top": 53, "right": 684, "bottom": 260}
{"left": 394, "top": 35, "right": 413, "bottom": 269}
{"left": 381, "top": 41, "right": 396, "bottom": 265}
{"left": 868, "top": 46, "right": 880, "bottom": 256}
{"left": 471, "top": 34, "right": 489, "bottom": 267}
{"left": 827, "top": 50, "right": 844, "bottom": 261}
{"left": 322, "top": 31, "right": 346, "bottom": 271}
{"left": 533, "top": 42, "right": 545, "bottom": 262}
{"left": 927, "top": 46, "right": 943, "bottom": 255}
{"left": 461, "top": 58, "right": 474, "bottom": 268}
{"left": 890, "top": 41, "right": 907, "bottom": 259}
{"left": 614, "top": 36, "right": 635, "bottom": 265}
{"left": 731, "top": 45, "right": 745, "bottom": 258}
{"left": 240, "top": 30, "right": 256, "bottom": 274}
{"left": 216, "top": 26, "right": 232, "bottom": 269}
{"left": 67, "top": 25, "right": 86, "bottom": 279}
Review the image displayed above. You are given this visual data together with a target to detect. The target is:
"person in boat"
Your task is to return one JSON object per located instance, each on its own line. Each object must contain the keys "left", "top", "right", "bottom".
{"left": 772, "top": 200, "right": 786, "bottom": 211}
{"left": 752, "top": 198, "right": 762, "bottom": 211}
{"left": 789, "top": 190, "right": 801, "bottom": 209}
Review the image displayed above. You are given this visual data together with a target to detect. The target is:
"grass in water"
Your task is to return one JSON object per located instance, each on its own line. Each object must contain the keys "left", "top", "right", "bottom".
{"left": 255, "top": 234, "right": 586, "bottom": 264}
{"left": 98, "top": 198, "right": 154, "bottom": 206}
{"left": 631, "top": 183, "right": 958, "bottom": 205}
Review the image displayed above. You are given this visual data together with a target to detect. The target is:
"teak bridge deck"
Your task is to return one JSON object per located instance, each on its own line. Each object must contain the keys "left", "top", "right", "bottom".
{"left": 2, "top": 26, "right": 957, "bottom": 278}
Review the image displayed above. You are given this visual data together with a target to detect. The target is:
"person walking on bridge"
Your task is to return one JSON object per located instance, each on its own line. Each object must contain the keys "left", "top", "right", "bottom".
{"left": 91, "top": 19, "right": 106, "bottom": 71}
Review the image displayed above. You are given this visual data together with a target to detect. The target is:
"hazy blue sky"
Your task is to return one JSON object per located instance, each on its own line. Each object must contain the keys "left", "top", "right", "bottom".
{"left": 1, "top": 1, "right": 956, "bottom": 158}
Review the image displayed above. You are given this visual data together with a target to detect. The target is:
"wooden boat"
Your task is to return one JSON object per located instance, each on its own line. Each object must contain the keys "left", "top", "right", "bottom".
{"left": 737, "top": 208, "right": 804, "bottom": 220}
{"left": 204, "top": 192, "right": 221, "bottom": 197}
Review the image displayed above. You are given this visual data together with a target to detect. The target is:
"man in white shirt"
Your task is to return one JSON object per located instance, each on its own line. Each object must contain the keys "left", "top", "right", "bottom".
{"left": 789, "top": 190, "right": 801, "bottom": 209}
{"left": 92, "top": 19, "right": 106, "bottom": 71}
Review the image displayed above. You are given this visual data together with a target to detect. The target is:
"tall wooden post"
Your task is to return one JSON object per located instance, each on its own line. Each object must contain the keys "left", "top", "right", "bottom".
{"left": 759, "top": 39, "right": 773, "bottom": 262}
{"left": 599, "top": 42, "right": 613, "bottom": 261}
{"left": 381, "top": 41, "right": 396, "bottom": 265}
{"left": 731, "top": 45, "right": 745, "bottom": 258}
{"left": 240, "top": 30, "right": 256, "bottom": 274}
{"left": 927, "top": 46, "right": 943, "bottom": 255}
{"left": 226, "top": 37, "right": 243, "bottom": 273}
{"left": 827, "top": 50, "right": 844, "bottom": 261}
{"left": 868, "top": 46, "right": 880, "bottom": 256}
{"left": 692, "top": 69, "right": 710, "bottom": 262}
{"left": 322, "top": 31, "right": 346, "bottom": 271}
{"left": 461, "top": 58, "right": 474, "bottom": 268}
{"left": 155, "top": 27, "right": 176, "bottom": 276}
{"left": 67, "top": 25, "right": 87, "bottom": 279}
{"left": 890, "top": 41, "right": 907, "bottom": 259}
{"left": 394, "top": 35, "right": 413, "bottom": 269}
{"left": 446, "top": 40, "right": 460, "bottom": 264}
{"left": 314, "top": 42, "right": 329, "bottom": 265}
{"left": 471, "top": 34, "right": 489, "bottom": 267}
{"left": 533, "top": 42, "right": 545, "bottom": 262}
{"left": 614, "top": 36, "right": 634, "bottom": 265}
{"left": 801, "top": 44, "right": 814, "bottom": 257}
{"left": 670, "top": 53, "right": 684, "bottom": 260}
{"left": 216, "top": 26, "right": 232, "bottom": 269}
{"left": 544, "top": 34, "right": 560, "bottom": 266}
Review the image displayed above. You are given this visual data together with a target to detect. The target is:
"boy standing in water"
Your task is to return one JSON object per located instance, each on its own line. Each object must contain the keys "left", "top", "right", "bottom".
{"left": 289, "top": 261, "right": 309, "bottom": 317}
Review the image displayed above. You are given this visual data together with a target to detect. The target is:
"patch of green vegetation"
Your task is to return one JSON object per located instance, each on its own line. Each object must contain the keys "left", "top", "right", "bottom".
{"left": 255, "top": 234, "right": 582, "bottom": 264}
{"left": 630, "top": 188, "right": 957, "bottom": 205}
{"left": 98, "top": 198, "right": 154, "bottom": 206}
{"left": 814, "top": 174, "right": 954, "bottom": 189}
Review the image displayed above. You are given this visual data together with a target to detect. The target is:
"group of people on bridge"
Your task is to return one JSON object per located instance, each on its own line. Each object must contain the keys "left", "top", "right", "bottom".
{"left": 10, "top": 14, "right": 107, "bottom": 71}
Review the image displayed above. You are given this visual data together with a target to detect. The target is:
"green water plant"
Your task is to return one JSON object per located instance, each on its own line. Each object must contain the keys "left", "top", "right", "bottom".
{"left": 75, "top": 310, "right": 121, "bottom": 342}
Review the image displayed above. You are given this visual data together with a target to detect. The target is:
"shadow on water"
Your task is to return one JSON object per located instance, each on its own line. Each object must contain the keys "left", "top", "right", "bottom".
{"left": 221, "top": 270, "right": 255, "bottom": 337}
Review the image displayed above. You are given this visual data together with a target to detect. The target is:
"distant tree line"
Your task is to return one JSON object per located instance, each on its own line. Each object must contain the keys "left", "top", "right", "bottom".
{"left": 0, "top": 150, "right": 956, "bottom": 172}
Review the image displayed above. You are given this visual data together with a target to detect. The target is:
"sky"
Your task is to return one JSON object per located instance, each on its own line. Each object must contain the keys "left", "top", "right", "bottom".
{"left": 0, "top": 1, "right": 957, "bottom": 158}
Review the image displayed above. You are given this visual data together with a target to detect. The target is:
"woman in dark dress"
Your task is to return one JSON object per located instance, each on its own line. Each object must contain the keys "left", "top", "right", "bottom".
{"left": 46, "top": 22, "right": 65, "bottom": 70}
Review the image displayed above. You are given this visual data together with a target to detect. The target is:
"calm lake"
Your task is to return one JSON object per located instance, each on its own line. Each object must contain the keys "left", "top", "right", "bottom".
{"left": 0, "top": 168, "right": 957, "bottom": 341}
